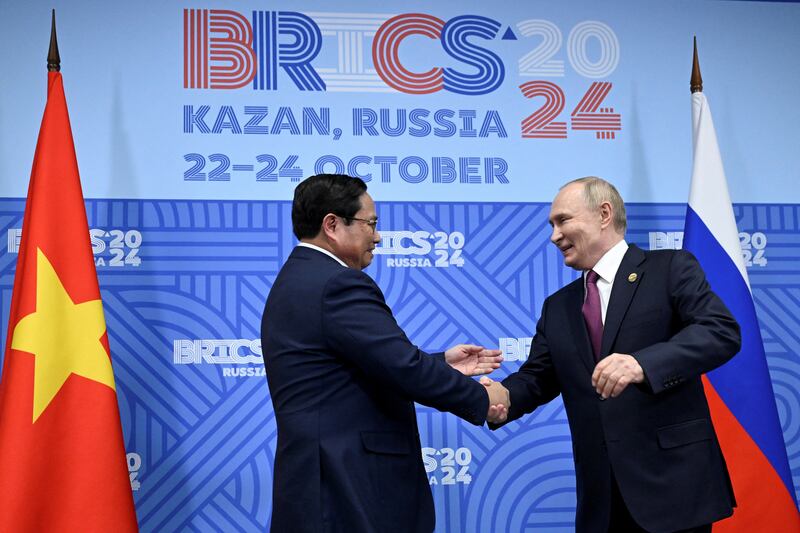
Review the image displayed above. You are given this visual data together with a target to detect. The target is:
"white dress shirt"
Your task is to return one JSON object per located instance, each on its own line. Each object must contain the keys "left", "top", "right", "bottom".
{"left": 297, "top": 242, "right": 347, "bottom": 267}
{"left": 584, "top": 240, "right": 629, "bottom": 324}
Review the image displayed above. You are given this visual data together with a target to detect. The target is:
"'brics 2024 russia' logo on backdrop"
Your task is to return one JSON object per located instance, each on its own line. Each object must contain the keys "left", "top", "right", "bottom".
{"left": 182, "top": 9, "right": 509, "bottom": 95}
{"left": 182, "top": 9, "right": 622, "bottom": 138}
{"left": 183, "top": 10, "right": 324, "bottom": 91}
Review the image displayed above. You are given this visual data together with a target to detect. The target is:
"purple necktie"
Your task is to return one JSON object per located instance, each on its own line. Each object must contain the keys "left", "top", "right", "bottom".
{"left": 582, "top": 270, "right": 603, "bottom": 361}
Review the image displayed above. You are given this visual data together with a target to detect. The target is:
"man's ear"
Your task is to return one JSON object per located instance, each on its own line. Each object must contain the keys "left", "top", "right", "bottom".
{"left": 321, "top": 213, "right": 338, "bottom": 241}
{"left": 599, "top": 201, "right": 613, "bottom": 229}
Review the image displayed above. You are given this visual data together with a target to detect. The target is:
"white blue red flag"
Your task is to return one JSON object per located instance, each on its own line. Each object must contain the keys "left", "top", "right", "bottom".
{"left": 683, "top": 89, "right": 799, "bottom": 530}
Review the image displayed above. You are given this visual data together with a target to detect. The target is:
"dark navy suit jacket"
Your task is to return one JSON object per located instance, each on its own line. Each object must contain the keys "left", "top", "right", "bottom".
{"left": 498, "top": 245, "right": 740, "bottom": 533}
{"left": 262, "top": 246, "right": 488, "bottom": 533}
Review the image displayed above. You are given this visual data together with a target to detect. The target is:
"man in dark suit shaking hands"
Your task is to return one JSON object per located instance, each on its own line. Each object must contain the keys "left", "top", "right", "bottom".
{"left": 262, "top": 173, "right": 509, "bottom": 533}
{"left": 486, "top": 177, "right": 740, "bottom": 533}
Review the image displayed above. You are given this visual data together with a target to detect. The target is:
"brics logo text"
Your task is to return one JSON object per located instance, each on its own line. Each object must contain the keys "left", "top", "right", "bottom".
{"left": 499, "top": 337, "right": 532, "bottom": 362}
{"left": 183, "top": 10, "right": 507, "bottom": 95}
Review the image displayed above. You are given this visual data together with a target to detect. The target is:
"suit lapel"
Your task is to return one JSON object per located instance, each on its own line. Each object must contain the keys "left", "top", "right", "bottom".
{"left": 600, "top": 245, "right": 646, "bottom": 357}
{"left": 564, "top": 283, "right": 597, "bottom": 375}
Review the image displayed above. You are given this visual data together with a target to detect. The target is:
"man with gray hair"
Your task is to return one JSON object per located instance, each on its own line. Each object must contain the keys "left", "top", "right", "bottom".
{"left": 485, "top": 177, "right": 740, "bottom": 532}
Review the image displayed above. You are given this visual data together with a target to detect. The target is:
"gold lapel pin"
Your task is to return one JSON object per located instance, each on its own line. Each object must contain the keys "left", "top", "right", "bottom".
{"left": 628, "top": 272, "right": 638, "bottom": 283}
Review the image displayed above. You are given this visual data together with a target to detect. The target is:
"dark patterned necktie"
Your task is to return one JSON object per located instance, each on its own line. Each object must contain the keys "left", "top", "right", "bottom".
{"left": 582, "top": 270, "right": 603, "bottom": 361}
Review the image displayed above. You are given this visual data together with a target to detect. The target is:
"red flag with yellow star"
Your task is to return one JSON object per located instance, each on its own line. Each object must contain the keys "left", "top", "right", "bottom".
{"left": 0, "top": 15, "right": 138, "bottom": 532}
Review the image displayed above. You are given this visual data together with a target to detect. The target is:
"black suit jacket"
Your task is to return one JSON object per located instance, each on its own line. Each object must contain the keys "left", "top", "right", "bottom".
{"left": 262, "top": 246, "right": 488, "bottom": 533}
{"left": 499, "top": 245, "right": 740, "bottom": 533}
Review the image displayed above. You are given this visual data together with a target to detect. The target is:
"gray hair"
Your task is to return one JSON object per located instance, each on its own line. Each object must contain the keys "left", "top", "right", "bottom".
{"left": 562, "top": 176, "right": 627, "bottom": 234}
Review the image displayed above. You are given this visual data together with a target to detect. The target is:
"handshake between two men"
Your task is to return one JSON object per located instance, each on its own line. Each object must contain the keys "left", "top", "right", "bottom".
{"left": 449, "top": 345, "right": 646, "bottom": 425}
{"left": 263, "top": 174, "right": 741, "bottom": 533}
{"left": 443, "top": 343, "right": 511, "bottom": 423}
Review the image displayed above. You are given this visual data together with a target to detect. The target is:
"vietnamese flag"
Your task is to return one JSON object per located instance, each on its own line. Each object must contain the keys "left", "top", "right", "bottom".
{"left": 0, "top": 14, "right": 139, "bottom": 532}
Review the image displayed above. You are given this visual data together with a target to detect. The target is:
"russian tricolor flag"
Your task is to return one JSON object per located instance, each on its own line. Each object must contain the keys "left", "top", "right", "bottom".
{"left": 683, "top": 85, "right": 800, "bottom": 529}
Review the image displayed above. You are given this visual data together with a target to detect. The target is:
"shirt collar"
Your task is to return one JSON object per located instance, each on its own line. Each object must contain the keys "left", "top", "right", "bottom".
{"left": 297, "top": 242, "right": 348, "bottom": 267}
{"left": 588, "top": 239, "right": 628, "bottom": 284}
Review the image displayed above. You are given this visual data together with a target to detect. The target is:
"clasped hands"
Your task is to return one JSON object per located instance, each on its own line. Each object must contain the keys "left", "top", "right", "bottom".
{"left": 479, "top": 352, "right": 645, "bottom": 424}
{"left": 481, "top": 377, "right": 510, "bottom": 424}
{"left": 444, "top": 344, "right": 509, "bottom": 422}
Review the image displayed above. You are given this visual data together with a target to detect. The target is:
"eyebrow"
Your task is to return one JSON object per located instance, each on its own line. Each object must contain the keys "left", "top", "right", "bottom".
{"left": 548, "top": 212, "right": 568, "bottom": 226}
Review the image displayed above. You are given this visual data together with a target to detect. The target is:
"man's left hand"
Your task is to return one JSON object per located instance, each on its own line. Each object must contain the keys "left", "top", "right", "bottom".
{"left": 592, "top": 353, "right": 644, "bottom": 399}
{"left": 445, "top": 344, "right": 503, "bottom": 376}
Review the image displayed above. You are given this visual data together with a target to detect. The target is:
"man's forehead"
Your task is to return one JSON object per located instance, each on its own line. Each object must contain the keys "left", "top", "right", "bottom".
{"left": 358, "top": 193, "right": 376, "bottom": 214}
{"left": 549, "top": 187, "right": 584, "bottom": 218}
{"left": 548, "top": 203, "right": 570, "bottom": 221}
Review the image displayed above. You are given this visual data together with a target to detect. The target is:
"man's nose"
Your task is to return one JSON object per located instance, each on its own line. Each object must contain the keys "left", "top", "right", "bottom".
{"left": 373, "top": 229, "right": 381, "bottom": 244}
{"left": 550, "top": 226, "right": 561, "bottom": 244}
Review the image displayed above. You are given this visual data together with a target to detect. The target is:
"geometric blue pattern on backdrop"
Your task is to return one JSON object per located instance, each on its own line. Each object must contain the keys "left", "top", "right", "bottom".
{"left": 1, "top": 198, "right": 798, "bottom": 532}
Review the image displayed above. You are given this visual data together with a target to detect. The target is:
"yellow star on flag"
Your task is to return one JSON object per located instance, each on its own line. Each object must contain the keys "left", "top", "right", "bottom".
{"left": 11, "top": 248, "right": 115, "bottom": 422}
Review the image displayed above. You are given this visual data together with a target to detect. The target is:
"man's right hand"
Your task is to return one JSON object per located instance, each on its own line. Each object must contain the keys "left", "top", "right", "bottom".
{"left": 480, "top": 376, "right": 510, "bottom": 424}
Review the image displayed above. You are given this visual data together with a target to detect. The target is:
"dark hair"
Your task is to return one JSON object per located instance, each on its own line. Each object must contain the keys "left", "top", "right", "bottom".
{"left": 291, "top": 174, "right": 368, "bottom": 239}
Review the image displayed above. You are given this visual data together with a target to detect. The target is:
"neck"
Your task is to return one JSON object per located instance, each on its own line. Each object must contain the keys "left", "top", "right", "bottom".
{"left": 606, "top": 235, "right": 624, "bottom": 251}
{"left": 588, "top": 235, "right": 624, "bottom": 270}
{"left": 302, "top": 237, "right": 335, "bottom": 253}
{"left": 302, "top": 238, "right": 350, "bottom": 266}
